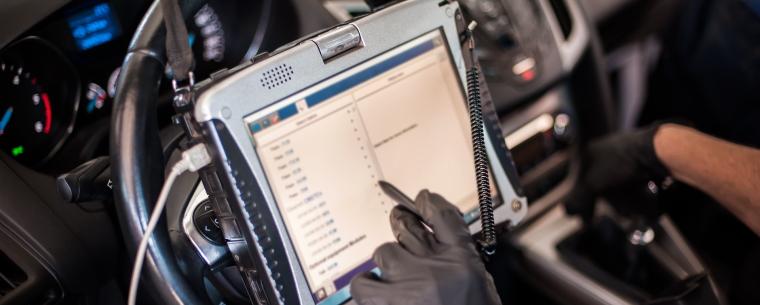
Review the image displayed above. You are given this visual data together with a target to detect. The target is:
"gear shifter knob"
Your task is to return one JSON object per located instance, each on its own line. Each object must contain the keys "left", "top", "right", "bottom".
{"left": 56, "top": 156, "right": 112, "bottom": 203}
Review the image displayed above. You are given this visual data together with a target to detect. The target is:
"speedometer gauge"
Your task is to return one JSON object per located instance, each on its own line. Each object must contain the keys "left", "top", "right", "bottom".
{"left": 0, "top": 38, "right": 80, "bottom": 167}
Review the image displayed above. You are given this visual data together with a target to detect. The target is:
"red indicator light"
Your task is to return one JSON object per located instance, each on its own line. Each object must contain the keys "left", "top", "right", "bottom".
{"left": 521, "top": 69, "right": 535, "bottom": 82}
{"left": 41, "top": 93, "right": 51, "bottom": 134}
{"left": 31, "top": 78, "right": 37, "bottom": 85}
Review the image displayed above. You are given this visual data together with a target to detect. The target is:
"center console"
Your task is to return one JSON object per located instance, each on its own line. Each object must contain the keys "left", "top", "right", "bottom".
{"left": 464, "top": 0, "right": 726, "bottom": 304}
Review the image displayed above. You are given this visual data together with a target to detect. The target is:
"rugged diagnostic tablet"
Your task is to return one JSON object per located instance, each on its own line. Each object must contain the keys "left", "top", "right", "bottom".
{"left": 178, "top": 1, "right": 527, "bottom": 303}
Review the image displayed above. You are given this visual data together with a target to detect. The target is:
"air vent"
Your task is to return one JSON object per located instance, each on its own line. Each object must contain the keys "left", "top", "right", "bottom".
{"left": 260, "top": 64, "right": 294, "bottom": 90}
{"left": 548, "top": 0, "right": 573, "bottom": 39}
{"left": 0, "top": 250, "right": 28, "bottom": 298}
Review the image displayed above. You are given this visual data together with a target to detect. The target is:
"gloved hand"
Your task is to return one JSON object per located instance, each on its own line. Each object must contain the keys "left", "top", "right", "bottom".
{"left": 565, "top": 122, "right": 675, "bottom": 224}
{"left": 350, "top": 190, "right": 501, "bottom": 305}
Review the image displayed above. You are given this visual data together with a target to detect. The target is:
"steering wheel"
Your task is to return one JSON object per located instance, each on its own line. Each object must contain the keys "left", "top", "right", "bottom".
{"left": 110, "top": 0, "right": 210, "bottom": 304}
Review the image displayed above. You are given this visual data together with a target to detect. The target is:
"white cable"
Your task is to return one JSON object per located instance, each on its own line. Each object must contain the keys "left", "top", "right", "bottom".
{"left": 127, "top": 144, "right": 212, "bottom": 305}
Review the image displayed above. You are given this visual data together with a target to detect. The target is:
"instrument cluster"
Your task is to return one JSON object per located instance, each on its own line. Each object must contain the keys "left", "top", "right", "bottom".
{"left": 0, "top": 38, "right": 80, "bottom": 166}
{"left": 0, "top": 0, "right": 273, "bottom": 170}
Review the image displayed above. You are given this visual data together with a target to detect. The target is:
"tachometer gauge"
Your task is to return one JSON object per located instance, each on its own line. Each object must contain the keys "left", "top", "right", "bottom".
{"left": 0, "top": 67, "right": 52, "bottom": 136}
{"left": 0, "top": 38, "right": 80, "bottom": 167}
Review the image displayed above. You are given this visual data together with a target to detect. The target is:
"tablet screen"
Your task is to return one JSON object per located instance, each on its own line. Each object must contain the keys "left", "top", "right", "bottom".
{"left": 244, "top": 30, "right": 501, "bottom": 304}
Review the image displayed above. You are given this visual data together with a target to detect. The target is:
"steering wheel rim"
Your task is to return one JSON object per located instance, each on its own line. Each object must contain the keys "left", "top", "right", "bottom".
{"left": 110, "top": 0, "right": 206, "bottom": 304}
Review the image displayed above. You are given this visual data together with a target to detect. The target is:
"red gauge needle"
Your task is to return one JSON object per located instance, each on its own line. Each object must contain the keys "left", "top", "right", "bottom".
{"left": 41, "top": 93, "right": 51, "bottom": 134}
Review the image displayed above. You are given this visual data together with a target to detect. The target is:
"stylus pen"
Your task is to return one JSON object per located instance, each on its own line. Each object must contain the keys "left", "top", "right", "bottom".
{"left": 378, "top": 180, "right": 422, "bottom": 217}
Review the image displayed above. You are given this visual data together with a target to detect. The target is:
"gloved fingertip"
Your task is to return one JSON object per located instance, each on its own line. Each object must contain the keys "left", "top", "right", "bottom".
{"left": 389, "top": 206, "right": 426, "bottom": 238}
{"left": 372, "top": 242, "right": 405, "bottom": 271}
{"left": 389, "top": 205, "right": 414, "bottom": 221}
{"left": 414, "top": 190, "right": 460, "bottom": 218}
{"left": 413, "top": 189, "right": 431, "bottom": 205}
{"left": 350, "top": 271, "right": 384, "bottom": 304}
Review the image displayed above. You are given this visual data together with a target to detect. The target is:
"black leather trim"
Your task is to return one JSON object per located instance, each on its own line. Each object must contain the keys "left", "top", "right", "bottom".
{"left": 110, "top": 0, "right": 205, "bottom": 304}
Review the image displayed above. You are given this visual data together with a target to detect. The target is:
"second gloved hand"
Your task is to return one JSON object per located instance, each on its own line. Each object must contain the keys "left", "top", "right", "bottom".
{"left": 350, "top": 190, "right": 501, "bottom": 305}
{"left": 565, "top": 122, "right": 680, "bottom": 224}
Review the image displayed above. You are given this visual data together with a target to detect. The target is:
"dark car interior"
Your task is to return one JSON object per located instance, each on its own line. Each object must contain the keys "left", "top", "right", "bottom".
{"left": 0, "top": 0, "right": 758, "bottom": 304}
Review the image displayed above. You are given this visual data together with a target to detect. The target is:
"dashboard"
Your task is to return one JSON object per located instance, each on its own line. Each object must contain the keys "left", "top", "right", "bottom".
{"left": 0, "top": 0, "right": 299, "bottom": 172}
{"left": 0, "top": 0, "right": 582, "bottom": 176}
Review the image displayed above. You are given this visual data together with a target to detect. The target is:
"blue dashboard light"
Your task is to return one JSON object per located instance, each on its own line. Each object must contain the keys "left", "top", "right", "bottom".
{"left": 68, "top": 3, "right": 122, "bottom": 51}
{"left": 0, "top": 107, "right": 13, "bottom": 136}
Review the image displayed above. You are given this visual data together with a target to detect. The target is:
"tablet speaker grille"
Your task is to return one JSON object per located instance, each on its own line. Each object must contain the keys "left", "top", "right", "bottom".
{"left": 260, "top": 64, "right": 294, "bottom": 89}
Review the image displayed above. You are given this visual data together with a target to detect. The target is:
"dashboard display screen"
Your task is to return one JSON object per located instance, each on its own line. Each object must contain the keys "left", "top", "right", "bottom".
{"left": 245, "top": 30, "right": 500, "bottom": 304}
{"left": 68, "top": 3, "right": 121, "bottom": 51}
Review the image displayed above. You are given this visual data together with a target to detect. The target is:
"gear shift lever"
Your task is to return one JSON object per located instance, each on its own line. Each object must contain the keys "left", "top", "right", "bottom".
{"left": 619, "top": 178, "right": 674, "bottom": 281}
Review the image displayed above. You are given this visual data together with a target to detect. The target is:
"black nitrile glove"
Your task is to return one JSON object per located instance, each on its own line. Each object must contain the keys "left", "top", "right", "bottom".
{"left": 350, "top": 190, "right": 501, "bottom": 305}
{"left": 565, "top": 122, "right": 675, "bottom": 224}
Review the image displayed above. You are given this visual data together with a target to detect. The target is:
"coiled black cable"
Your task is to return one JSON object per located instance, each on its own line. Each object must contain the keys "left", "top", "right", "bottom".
{"left": 467, "top": 65, "right": 497, "bottom": 255}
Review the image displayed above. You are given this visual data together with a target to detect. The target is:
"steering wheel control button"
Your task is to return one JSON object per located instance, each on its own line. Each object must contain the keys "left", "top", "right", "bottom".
{"left": 200, "top": 201, "right": 214, "bottom": 213}
{"left": 193, "top": 200, "right": 225, "bottom": 244}
{"left": 193, "top": 200, "right": 213, "bottom": 218}
{"left": 196, "top": 215, "right": 222, "bottom": 240}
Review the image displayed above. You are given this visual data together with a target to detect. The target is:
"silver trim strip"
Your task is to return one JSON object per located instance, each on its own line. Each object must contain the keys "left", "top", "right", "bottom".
{"left": 512, "top": 202, "right": 720, "bottom": 304}
{"left": 515, "top": 205, "right": 636, "bottom": 304}
{"left": 534, "top": 0, "right": 591, "bottom": 72}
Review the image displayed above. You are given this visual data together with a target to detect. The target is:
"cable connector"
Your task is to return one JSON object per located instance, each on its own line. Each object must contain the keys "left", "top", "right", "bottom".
{"left": 467, "top": 21, "right": 478, "bottom": 50}
{"left": 181, "top": 143, "right": 212, "bottom": 172}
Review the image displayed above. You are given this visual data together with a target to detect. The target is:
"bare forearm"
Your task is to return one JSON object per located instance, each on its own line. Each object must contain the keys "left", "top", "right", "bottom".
{"left": 654, "top": 124, "right": 760, "bottom": 236}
